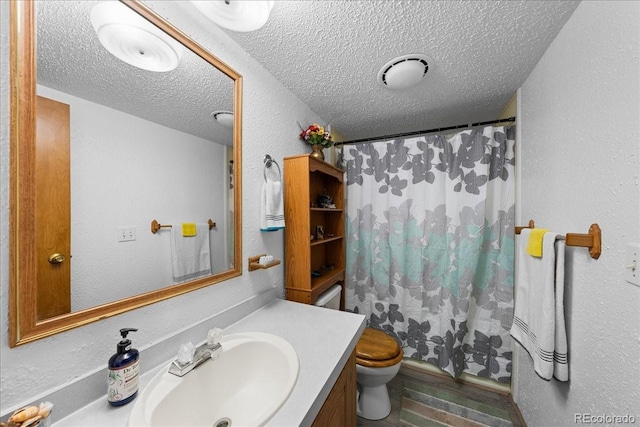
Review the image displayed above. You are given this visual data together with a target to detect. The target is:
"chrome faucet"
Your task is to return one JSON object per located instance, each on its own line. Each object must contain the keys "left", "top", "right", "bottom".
{"left": 168, "top": 329, "right": 223, "bottom": 377}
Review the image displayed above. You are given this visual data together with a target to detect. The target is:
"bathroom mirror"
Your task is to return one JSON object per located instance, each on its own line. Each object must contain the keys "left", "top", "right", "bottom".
{"left": 9, "top": 0, "right": 243, "bottom": 346}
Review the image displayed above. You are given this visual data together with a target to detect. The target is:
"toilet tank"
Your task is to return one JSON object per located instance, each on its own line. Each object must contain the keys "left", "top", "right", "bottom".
{"left": 314, "top": 284, "right": 342, "bottom": 310}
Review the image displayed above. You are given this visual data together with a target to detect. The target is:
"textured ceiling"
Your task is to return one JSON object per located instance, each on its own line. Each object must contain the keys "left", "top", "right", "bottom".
{"left": 37, "top": 1, "right": 580, "bottom": 144}
{"left": 224, "top": 0, "right": 580, "bottom": 141}
{"left": 37, "top": 1, "right": 234, "bottom": 146}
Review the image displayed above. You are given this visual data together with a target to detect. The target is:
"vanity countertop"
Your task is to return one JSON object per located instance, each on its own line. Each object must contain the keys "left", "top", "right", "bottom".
{"left": 54, "top": 298, "right": 366, "bottom": 427}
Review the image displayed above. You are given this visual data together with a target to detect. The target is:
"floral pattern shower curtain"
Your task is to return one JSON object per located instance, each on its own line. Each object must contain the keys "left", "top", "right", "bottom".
{"left": 344, "top": 126, "right": 516, "bottom": 383}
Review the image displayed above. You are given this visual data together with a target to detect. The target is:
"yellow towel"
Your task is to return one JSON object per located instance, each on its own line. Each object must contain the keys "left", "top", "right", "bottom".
{"left": 526, "top": 228, "right": 549, "bottom": 257}
{"left": 182, "top": 223, "right": 197, "bottom": 237}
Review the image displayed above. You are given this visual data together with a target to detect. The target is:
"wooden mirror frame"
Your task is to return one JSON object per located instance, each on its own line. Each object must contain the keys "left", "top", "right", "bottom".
{"left": 9, "top": 0, "right": 243, "bottom": 346}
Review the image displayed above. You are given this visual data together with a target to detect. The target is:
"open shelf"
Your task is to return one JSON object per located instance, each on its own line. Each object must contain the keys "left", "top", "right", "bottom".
{"left": 284, "top": 155, "right": 346, "bottom": 307}
{"left": 311, "top": 235, "right": 343, "bottom": 246}
{"left": 310, "top": 268, "right": 345, "bottom": 290}
{"left": 311, "top": 208, "right": 344, "bottom": 213}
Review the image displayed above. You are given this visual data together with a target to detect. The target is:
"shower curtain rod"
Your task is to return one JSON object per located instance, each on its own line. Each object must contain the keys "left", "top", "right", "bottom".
{"left": 335, "top": 116, "right": 516, "bottom": 145}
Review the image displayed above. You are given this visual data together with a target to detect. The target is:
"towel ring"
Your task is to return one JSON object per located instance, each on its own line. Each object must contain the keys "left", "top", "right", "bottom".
{"left": 263, "top": 154, "right": 282, "bottom": 182}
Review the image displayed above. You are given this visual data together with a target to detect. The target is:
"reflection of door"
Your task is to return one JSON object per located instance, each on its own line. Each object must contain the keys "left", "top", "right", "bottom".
{"left": 36, "top": 95, "right": 71, "bottom": 319}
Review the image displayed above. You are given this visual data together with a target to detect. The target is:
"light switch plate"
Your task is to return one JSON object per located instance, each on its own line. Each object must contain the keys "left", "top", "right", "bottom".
{"left": 625, "top": 243, "right": 639, "bottom": 286}
{"left": 117, "top": 226, "right": 136, "bottom": 242}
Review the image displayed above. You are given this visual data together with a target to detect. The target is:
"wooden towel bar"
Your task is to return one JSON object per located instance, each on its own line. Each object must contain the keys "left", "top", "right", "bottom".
{"left": 515, "top": 219, "right": 601, "bottom": 259}
{"left": 151, "top": 219, "right": 216, "bottom": 234}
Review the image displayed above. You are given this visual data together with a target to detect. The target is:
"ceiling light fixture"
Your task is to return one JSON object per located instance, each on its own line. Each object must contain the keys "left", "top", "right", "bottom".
{"left": 211, "top": 111, "right": 234, "bottom": 128}
{"left": 90, "top": 2, "right": 184, "bottom": 72}
{"left": 377, "top": 54, "right": 432, "bottom": 91}
{"left": 190, "top": 1, "right": 274, "bottom": 32}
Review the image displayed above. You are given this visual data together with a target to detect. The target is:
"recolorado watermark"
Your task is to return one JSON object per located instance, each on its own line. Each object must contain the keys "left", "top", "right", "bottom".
{"left": 575, "top": 413, "right": 637, "bottom": 424}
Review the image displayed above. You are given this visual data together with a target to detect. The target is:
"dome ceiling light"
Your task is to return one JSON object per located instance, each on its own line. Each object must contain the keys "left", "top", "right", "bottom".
{"left": 377, "top": 54, "right": 432, "bottom": 91}
{"left": 211, "top": 111, "right": 234, "bottom": 128}
{"left": 90, "top": 2, "right": 184, "bottom": 72}
{"left": 190, "top": 1, "right": 274, "bottom": 32}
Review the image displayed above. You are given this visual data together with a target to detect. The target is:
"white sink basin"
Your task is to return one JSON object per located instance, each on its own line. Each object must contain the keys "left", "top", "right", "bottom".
{"left": 128, "top": 332, "right": 299, "bottom": 427}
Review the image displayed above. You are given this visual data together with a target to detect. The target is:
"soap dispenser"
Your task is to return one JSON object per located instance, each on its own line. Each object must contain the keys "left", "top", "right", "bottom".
{"left": 108, "top": 328, "right": 140, "bottom": 407}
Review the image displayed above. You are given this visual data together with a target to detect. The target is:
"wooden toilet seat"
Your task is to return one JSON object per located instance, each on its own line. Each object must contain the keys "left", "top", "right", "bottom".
{"left": 356, "top": 327, "right": 403, "bottom": 368}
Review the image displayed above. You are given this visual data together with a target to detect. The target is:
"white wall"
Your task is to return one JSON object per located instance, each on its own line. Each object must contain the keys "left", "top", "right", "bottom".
{"left": 514, "top": 1, "right": 640, "bottom": 425}
{"left": 0, "top": 1, "right": 325, "bottom": 412}
{"left": 38, "top": 85, "right": 228, "bottom": 310}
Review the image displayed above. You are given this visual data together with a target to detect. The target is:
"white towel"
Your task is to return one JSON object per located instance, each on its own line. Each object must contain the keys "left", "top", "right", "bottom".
{"left": 511, "top": 229, "right": 569, "bottom": 381}
{"left": 170, "top": 223, "right": 212, "bottom": 283}
{"left": 260, "top": 179, "right": 285, "bottom": 231}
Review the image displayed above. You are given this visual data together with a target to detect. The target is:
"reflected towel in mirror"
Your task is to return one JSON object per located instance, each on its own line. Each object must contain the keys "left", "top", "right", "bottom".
{"left": 182, "top": 222, "right": 197, "bottom": 236}
{"left": 171, "top": 223, "right": 212, "bottom": 283}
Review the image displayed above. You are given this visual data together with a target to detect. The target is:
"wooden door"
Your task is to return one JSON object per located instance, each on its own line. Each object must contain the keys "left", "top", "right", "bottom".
{"left": 35, "top": 95, "right": 71, "bottom": 319}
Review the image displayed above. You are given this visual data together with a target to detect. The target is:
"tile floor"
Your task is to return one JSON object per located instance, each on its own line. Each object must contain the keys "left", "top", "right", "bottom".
{"left": 356, "top": 365, "right": 525, "bottom": 427}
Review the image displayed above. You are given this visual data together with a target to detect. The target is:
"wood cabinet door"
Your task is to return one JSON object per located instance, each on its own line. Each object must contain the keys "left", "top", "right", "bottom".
{"left": 312, "top": 350, "right": 356, "bottom": 427}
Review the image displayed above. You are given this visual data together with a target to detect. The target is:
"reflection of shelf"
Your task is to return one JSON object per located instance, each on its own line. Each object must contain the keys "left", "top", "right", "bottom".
{"left": 248, "top": 254, "right": 281, "bottom": 271}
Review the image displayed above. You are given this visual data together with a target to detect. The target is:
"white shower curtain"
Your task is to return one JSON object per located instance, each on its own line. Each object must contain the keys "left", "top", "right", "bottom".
{"left": 344, "top": 125, "right": 516, "bottom": 383}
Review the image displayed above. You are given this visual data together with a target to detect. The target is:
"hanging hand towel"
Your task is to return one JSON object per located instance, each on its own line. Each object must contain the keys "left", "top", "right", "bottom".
{"left": 182, "top": 223, "right": 197, "bottom": 237}
{"left": 526, "top": 228, "right": 549, "bottom": 257}
{"left": 260, "top": 179, "right": 285, "bottom": 231}
{"left": 511, "top": 229, "right": 569, "bottom": 381}
{"left": 171, "top": 223, "right": 211, "bottom": 283}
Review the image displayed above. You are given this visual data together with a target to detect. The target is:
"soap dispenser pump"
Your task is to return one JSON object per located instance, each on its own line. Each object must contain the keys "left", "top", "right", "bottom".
{"left": 108, "top": 328, "right": 140, "bottom": 407}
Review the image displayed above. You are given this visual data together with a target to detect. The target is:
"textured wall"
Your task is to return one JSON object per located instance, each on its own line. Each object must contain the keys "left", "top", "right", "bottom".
{"left": 0, "top": 1, "right": 325, "bottom": 412}
{"left": 515, "top": 1, "right": 640, "bottom": 425}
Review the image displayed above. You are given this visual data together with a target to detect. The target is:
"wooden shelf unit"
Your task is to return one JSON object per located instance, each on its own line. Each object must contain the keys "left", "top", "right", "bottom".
{"left": 284, "top": 155, "right": 345, "bottom": 308}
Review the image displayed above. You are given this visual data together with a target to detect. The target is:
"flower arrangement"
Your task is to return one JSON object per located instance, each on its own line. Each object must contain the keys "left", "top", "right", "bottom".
{"left": 299, "top": 123, "right": 334, "bottom": 147}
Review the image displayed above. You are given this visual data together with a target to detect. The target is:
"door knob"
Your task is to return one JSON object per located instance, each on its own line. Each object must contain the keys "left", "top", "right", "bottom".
{"left": 48, "top": 253, "right": 65, "bottom": 264}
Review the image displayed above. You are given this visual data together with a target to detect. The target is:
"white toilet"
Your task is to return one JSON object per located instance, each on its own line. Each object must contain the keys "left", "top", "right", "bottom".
{"left": 354, "top": 327, "right": 403, "bottom": 420}
{"left": 314, "top": 285, "right": 403, "bottom": 421}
